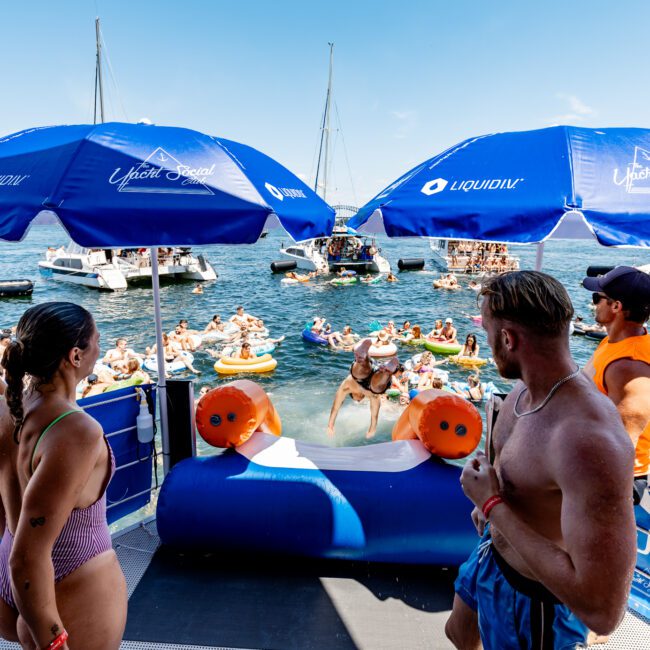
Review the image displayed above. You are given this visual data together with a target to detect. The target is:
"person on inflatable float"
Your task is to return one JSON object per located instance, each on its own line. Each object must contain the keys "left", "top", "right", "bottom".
{"left": 327, "top": 339, "right": 399, "bottom": 439}
{"left": 446, "top": 271, "right": 636, "bottom": 650}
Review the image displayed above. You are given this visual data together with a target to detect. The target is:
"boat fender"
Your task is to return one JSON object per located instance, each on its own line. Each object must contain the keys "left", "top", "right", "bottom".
{"left": 392, "top": 389, "right": 482, "bottom": 459}
{"left": 586, "top": 265, "right": 615, "bottom": 278}
{"left": 397, "top": 258, "right": 425, "bottom": 271}
{"left": 196, "top": 379, "right": 282, "bottom": 448}
{"left": 270, "top": 260, "right": 298, "bottom": 273}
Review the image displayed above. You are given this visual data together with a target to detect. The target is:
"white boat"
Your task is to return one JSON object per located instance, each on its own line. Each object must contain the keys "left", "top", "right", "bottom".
{"left": 430, "top": 238, "right": 520, "bottom": 274}
{"left": 280, "top": 222, "right": 390, "bottom": 274}
{"left": 38, "top": 243, "right": 217, "bottom": 291}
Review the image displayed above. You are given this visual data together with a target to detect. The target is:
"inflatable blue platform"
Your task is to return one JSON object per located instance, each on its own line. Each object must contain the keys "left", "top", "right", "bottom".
{"left": 157, "top": 432, "right": 478, "bottom": 565}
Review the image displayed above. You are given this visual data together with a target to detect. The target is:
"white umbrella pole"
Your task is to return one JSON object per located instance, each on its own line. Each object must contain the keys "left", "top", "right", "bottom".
{"left": 534, "top": 242, "right": 545, "bottom": 271}
{"left": 150, "top": 247, "right": 170, "bottom": 476}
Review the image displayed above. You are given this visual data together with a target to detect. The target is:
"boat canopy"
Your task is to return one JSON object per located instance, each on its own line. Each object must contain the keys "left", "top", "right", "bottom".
{"left": 349, "top": 126, "right": 650, "bottom": 248}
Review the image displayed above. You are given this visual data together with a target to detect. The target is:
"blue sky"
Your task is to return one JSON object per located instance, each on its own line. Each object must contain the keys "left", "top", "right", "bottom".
{"left": 1, "top": 1, "right": 649, "bottom": 207}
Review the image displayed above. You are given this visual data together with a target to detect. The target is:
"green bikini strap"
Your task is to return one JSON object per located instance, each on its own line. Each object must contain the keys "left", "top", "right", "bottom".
{"left": 31, "top": 409, "right": 83, "bottom": 473}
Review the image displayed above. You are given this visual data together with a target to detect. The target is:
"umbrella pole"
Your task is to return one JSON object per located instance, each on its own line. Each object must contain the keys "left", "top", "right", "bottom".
{"left": 150, "top": 247, "right": 171, "bottom": 476}
{"left": 534, "top": 242, "right": 545, "bottom": 271}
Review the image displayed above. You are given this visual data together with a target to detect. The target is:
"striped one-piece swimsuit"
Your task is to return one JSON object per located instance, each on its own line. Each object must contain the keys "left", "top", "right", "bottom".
{"left": 0, "top": 410, "right": 115, "bottom": 609}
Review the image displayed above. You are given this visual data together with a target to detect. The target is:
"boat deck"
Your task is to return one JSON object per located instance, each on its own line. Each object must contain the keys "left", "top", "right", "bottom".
{"left": 2, "top": 521, "right": 648, "bottom": 649}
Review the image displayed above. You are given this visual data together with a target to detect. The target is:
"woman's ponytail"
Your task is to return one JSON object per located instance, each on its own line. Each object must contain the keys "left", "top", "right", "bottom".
{"left": 2, "top": 339, "right": 26, "bottom": 443}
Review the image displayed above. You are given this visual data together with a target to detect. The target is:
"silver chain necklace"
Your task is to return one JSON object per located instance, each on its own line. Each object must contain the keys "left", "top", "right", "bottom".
{"left": 513, "top": 366, "right": 581, "bottom": 418}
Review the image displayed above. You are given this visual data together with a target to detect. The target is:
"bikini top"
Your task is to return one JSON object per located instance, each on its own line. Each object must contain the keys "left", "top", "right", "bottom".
{"left": 349, "top": 363, "right": 386, "bottom": 395}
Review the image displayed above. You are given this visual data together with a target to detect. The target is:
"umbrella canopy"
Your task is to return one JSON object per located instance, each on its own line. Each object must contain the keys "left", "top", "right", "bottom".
{"left": 349, "top": 126, "right": 650, "bottom": 247}
{"left": 0, "top": 122, "right": 335, "bottom": 245}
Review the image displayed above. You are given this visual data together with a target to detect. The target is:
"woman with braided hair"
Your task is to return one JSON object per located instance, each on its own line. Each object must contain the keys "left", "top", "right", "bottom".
{"left": 0, "top": 302, "right": 126, "bottom": 649}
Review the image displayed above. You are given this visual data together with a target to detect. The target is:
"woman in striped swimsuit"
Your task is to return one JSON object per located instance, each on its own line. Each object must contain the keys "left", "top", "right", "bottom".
{"left": 0, "top": 302, "right": 126, "bottom": 649}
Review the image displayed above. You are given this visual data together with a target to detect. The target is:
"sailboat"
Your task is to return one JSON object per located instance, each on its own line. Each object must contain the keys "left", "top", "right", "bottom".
{"left": 37, "top": 18, "right": 217, "bottom": 291}
{"left": 279, "top": 44, "right": 390, "bottom": 274}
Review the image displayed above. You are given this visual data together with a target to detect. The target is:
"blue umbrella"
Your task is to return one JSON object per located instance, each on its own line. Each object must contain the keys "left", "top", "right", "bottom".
{"left": 0, "top": 122, "right": 335, "bottom": 245}
{"left": 349, "top": 126, "right": 650, "bottom": 250}
{"left": 0, "top": 122, "right": 335, "bottom": 472}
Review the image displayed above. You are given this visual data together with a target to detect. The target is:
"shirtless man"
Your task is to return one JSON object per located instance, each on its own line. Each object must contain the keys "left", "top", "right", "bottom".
{"left": 440, "top": 318, "right": 457, "bottom": 343}
{"left": 446, "top": 271, "right": 636, "bottom": 650}
{"left": 102, "top": 338, "right": 143, "bottom": 369}
{"left": 327, "top": 339, "right": 399, "bottom": 439}
{"left": 229, "top": 306, "right": 257, "bottom": 327}
{"left": 582, "top": 265, "right": 650, "bottom": 504}
{"left": 204, "top": 314, "right": 225, "bottom": 333}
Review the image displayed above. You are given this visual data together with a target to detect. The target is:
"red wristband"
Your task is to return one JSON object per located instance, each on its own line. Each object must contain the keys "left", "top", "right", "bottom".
{"left": 44, "top": 630, "right": 68, "bottom": 650}
{"left": 482, "top": 495, "right": 504, "bottom": 519}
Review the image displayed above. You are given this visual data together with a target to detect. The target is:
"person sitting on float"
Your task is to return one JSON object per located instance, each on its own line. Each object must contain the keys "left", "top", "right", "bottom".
{"left": 102, "top": 337, "right": 143, "bottom": 369}
{"left": 398, "top": 320, "right": 412, "bottom": 335}
{"left": 383, "top": 321, "right": 399, "bottom": 338}
{"left": 340, "top": 325, "right": 358, "bottom": 350}
{"left": 327, "top": 339, "right": 400, "bottom": 439}
{"left": 338, "top": 267, "right": 356, "bottom": 278}
{"left": 169, "top": 324, "right": 195, "bottom": 352}
{"left": 452, "top": 373, "right": 484, "bottom": 402}
{"left": 399, "top": 324, "right": 422, "bottom": 343}
{"left": 204, "top": 314, "right": 225, "bottom": 333}
{"left": 233, "top": 342, "right": 255, "bottom": 361}
{"left": 440, "top": 318, "right": 458, "bottom": 343}
{"left": 229, "top": 306, "right": 257, "bottom": 327}
{"left": 121, "top": 359, "right": 151, "bottom": 384}
{"left": 390, "top": 364, "right": 411, "bottom": 403}
{"left": 247, "top": 319, "right": 267, "bottom": 334}
{"left": 426, "top": 319, "right": 444, "bottom": 340}
{"left": 459, "top": 333, "right": 480, "bottom": 358}
{"left": 312, "top": 318, "right": 343, "bottom": 348}
{"left": 147, "top": 333, "right": 200, "bottom": 376}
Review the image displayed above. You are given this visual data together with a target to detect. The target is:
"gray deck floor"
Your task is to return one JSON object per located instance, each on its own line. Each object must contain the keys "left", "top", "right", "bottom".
{"left": 0, "top": 520, "right": 649, "bottom": 649}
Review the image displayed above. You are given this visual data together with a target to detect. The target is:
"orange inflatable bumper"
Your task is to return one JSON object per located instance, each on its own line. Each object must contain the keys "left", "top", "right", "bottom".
{"left": 392, "top": 389, "right": 482, "bottom": 459}
{"left": 196, "top": 379, "right": 282, "bottom": 448}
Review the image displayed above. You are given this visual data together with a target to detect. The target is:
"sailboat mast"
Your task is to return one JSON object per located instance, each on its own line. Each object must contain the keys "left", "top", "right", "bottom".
{"left": 94, "top": 17, "right": 105, "bottom": 124}
{"left": 314, "top": 43, "right": 334, "bottom": 201}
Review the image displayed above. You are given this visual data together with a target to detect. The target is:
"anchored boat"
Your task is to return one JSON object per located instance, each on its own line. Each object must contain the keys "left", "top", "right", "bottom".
{"left": 38, "top": 243, "right": 216, "bottom": 291}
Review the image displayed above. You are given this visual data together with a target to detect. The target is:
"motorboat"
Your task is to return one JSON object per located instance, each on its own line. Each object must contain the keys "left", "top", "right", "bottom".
{"left": 430, "top": 238, "right": 520, "bottom": 274}
{"left": 280, "top": 222, "right": 390, "bottom": 274}
{"left": 38, "top": 242, "right": 217, "bottom": 291}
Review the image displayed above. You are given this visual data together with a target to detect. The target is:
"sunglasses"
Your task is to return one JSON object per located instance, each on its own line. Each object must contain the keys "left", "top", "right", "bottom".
{"left": 592, "top": 293, "right": 611, "bottom": 305}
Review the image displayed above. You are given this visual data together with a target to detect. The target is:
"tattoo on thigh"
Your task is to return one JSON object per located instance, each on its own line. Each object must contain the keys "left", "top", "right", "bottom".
{"left": 51, "top": 624, "right": 60, "bottom": 635}
{"left": 29, "top": 516, "right": 45, "bottom": 528}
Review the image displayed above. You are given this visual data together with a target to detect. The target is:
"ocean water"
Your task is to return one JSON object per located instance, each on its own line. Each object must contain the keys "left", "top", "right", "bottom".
{"left": 1, "top": 225, "right": 649, "bottom": 450}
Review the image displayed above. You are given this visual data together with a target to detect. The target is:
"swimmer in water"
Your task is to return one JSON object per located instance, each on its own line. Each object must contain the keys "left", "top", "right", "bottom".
{"left": 191, "top": 283, "right": 203, "bottom": 294}
{"left": 327, "top": 339, "right": 400, "bottom": 439}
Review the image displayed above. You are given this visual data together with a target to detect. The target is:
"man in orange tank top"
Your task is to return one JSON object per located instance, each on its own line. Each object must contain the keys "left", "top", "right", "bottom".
{"left": 582, "top": 265, "right": 650, "bottom": 504}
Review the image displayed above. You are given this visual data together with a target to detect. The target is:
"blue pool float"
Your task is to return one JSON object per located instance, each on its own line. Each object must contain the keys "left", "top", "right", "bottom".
{"left": 302, "top": 328, "right": 328, "bottom": 345}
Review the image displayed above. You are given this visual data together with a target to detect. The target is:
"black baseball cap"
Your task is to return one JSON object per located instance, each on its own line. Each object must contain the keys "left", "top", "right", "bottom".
{"left": 582, "top": 266, "right": 650, "bottom": 305}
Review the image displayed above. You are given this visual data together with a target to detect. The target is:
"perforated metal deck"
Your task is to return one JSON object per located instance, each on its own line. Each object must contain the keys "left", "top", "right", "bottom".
{"left": 0, "top": 520, "right": 648, "bottom": 649}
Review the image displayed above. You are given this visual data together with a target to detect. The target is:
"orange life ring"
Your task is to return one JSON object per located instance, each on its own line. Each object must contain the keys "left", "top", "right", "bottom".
{"left": 392, "top": 389, "right": 482, "bottom": 459}
{"left": 196, "top": 379, "right": 282, "bottom": 448}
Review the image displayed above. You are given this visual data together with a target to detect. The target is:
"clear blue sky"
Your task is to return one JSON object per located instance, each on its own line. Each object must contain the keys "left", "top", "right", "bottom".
{"left": 1, "top": 1, "right": 649, "bottom": 207}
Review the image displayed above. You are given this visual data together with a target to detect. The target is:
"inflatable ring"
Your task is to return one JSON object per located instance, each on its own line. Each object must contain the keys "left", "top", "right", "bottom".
{"left": 423, "top": 340, "right": 462, "bottom": 355}
{"left": 449, "top": 355, "right": 488, "bottom": 368}
{"left": 330, "top": 277, "right": 357, "bottom": 286}
{"left": 214, "top": 355, "right": 277, "bottom": 375}
{"left": 302, "top": 329, "right": 328, "bottom": 345}
{"left": 392, "top": 389, "right": 482, "bottom": 459}
{"left": 143, "top": 351, "right": 194, "bottom": 374}
{"left": 196, "top": 379, "right": 282, "bottom": 448}
{"left": 368, "top": 342, "right": 398, "bottom": 357}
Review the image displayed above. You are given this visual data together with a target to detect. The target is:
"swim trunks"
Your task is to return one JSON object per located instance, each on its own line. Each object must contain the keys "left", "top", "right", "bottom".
{"left": 455, "top": 528, "right": 588, "bottom": 649}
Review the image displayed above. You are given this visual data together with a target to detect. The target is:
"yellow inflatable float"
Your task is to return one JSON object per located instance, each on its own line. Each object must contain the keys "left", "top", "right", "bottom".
{"left": 448, "top": 355, "right": 488, "bottom": 368}
{"left": 214, "top": 353, "right": 278, "bottom": 375}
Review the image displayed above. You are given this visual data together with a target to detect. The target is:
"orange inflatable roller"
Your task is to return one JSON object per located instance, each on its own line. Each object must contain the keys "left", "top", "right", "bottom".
{"left": 392, "top": 389, "right": 482, "bottom": 459}
{"left": 196, "top": 379, "right": 282, "bottom": 448}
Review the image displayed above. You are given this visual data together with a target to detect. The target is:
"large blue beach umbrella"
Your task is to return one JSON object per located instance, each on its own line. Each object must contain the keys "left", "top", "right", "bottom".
{"left": 349, "top": 126, "right": 650, "bottom": 266}
{"left": 0, "top": 122, "right": 335, "bottom": 470}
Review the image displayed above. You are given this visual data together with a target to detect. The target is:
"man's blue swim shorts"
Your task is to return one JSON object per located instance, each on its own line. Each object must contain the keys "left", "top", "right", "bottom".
{"left": 454, "top": 529, "right": 588, "bottom": 649}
